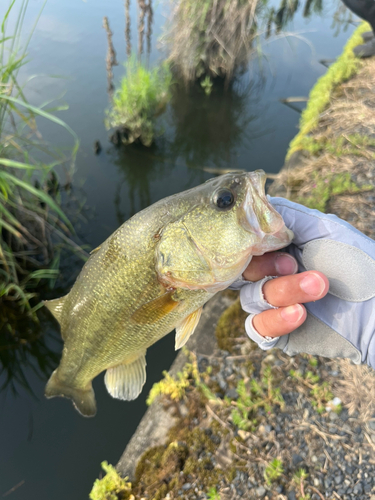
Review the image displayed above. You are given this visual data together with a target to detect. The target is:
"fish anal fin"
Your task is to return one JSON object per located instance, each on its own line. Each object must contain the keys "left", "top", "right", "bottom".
{"left": 105, "top": 351, "right": 147, "bottom": 401}
{"left": 43, "top": 295, "right": 67, "bottom": 324}
{"left": 175, "top": 307, "right": 203, "bottom": 350}
{"left": 131, "top": 290, "right": 180, "bottom": 325}
{"left": 45, "top": 370, "right": 96, "bottom": 417}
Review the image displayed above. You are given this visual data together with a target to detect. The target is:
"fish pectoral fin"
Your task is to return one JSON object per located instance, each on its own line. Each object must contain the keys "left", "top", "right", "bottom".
{"left": 43, "top": 295, "right": 67, "bottom": 324}
{"left": 175, "top": 307, "right": 203, "bottom": 350}
{"left": 131, "top": 290, "right": 180, "bottom": 325}
{"left": 90, "top": 245, "right": 101, "bottom": 255}
{"left": 105, "top": 351, "right": 147, "bottom": 401}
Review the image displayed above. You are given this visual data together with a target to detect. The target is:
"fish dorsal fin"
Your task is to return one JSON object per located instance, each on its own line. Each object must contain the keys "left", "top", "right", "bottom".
{"left": 175, "top": 307, "right": 203, "bottom": 350}
{"left": 105, "top": 351, "right": 147, "bottom": 401}
{"left": 43, "top": 295, "right": 67, "bottom": 324}
{"left": 131, "top": 290, "right": 180, "bottom": 325}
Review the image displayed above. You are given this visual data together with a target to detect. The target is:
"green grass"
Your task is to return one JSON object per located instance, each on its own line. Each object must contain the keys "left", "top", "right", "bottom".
{"left": 297, "top": 171, "right": 372, "bottom": 212}
{"left": 264, "top": 458, "right": 284, "bottom": 485}
{"left": 0, "top": 0, "right": 79, "bottom": 314}
{"left": 0, "top": 0, "right": 84, "bottom": 393}
{"left": 287, "top": 22, "right": 370, "bottom": 159}
{"left": 231, "top": 366, "right": 284, "bottom": 431}
{"left": 207, "top": 486, "right": 221, "bottom": 500}
{"left": 106, "top": 57, "right": 172, "bottom": 147}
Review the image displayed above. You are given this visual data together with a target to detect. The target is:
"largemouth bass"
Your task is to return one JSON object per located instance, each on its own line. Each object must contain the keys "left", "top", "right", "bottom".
{"left": 44, "top": 171, "right": 293, "bottom": 417}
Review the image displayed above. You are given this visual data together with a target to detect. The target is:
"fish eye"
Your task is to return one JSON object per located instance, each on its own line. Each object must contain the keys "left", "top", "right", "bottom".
{"left": 213, "top": 188, "right": 235, "bottom": 209}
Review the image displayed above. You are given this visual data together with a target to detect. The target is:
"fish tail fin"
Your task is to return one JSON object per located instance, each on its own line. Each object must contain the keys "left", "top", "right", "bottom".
{"left": 45, "top": 370, "right": 97, "bottom": 418}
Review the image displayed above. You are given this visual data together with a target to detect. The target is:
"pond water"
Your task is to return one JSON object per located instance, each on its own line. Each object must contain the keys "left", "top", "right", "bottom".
{"left": 0, "top": 0, "right": 356, "bottom": 498}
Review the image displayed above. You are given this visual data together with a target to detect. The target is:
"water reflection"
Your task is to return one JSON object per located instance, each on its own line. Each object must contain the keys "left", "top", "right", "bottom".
{"left": 168, "top": 80, "right": 266, "bottom": 172}
{"left": 103, "top": 16, "right": 119, "bottom": 99}
{"left": 108, "top": 141, "right": 169, "bottom": 224}
{"left": 268, "top": 0, "right": 353, "bottom": 35}
{"left": 0, "top": 304, "right": 61, "bottom": 395}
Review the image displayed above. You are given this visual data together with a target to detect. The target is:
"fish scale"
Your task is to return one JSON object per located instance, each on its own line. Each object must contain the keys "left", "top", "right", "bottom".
{"left": 44, "top": 171, "right": 293, "bottom": 417}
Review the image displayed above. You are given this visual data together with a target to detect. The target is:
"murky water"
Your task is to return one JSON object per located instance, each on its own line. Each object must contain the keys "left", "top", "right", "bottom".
{"left": 0, "top": 0, "right": 355, "bottom": 498}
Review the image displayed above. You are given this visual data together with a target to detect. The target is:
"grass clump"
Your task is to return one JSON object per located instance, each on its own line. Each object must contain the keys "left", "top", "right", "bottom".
{"left": 164, "top": 0, "right": 260, "bottom": 86}
{"left": 106, "top": 58, "right": 172, "bottom": 147}
{"left": 0, "top": 0, "right": 80, "bottom": 316}
{"left": 293, "top": 468, "right": 310, "bottom": 500}
{"left": 146, "top": 368, "right": 191, "bottom": 405}
{"left": 264, "top": 458, "right": 284, "bottom": 485}
{"left": 287, "top": 22, "right": 369, "bottom": 158}
{"left": 207, "top": 487, "right": 221, "bottom": 499}
{"left": 0, "top": 0, "right": 84, "bottom": 393}
{"left": 231, "top": 366, "right": 284, "bottom": 431}
{"left": 89, "top": 462, "right": 133, "bottom": 500}
{"left": 147, "top": 352, "right": 219, "bottom": 406}
{"left": 290, "top": 369, "right": 335, "bottom": 414}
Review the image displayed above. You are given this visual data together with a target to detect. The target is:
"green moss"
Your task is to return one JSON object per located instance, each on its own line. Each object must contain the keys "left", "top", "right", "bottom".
{"left": 89, "top": 462, "right": 132, "bottom": 500}
{"left": 134, "top": 445, "right": 165, "bottom": 483}
{"left": 215, "top": 299, "right": 248, "bottom": 352}
{"left": 287, "top": 22, "right": 370, "bottom": 159}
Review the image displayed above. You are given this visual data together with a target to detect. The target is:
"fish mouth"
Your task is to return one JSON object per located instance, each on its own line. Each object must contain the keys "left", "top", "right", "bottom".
{"left": 240, "top": 170, "right": 294, "bottom": 253}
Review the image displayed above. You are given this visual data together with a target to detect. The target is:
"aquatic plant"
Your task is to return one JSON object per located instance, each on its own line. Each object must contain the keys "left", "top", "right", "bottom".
{"left": 163, "top": 0, "right": 261, "bottom": 85}
{"left": 105, "top": 57, "right": 172, "bottom": 147}
{"left": 89, "top": 462, "right": 133, "bottom": 500}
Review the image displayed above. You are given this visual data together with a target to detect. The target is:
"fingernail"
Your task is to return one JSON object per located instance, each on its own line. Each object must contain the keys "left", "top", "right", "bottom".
{"left": 300, "top": 272, "right": 326, "bottom": 297}
{"left": 280, "top": 304, "right": 304, "bottom": 323}
{"left": 275, "top": 254, "right": 298, "bottom": 275}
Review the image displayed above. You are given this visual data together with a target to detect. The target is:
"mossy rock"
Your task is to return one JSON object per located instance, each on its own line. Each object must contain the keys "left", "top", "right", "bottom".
{"left": 215, "top": 298, "right": 247, "bottom": 352}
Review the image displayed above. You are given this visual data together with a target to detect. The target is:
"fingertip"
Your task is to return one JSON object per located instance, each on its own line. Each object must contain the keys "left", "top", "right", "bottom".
{"left": 280, "top": 303, "right": 306, "bottom": 323}
{"left": 274, "top": 253, "right": 298, "bottom": 276}
{"left": 253, "top": 303, "right": 307, "bottom": 338}
{"left": 299, "top": 271, "right": 329, "bottom": 298}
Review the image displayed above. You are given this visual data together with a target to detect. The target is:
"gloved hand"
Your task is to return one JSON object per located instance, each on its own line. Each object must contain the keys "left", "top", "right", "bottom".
{"left": 234, "top": 197, "right": 375, "bottom": 369}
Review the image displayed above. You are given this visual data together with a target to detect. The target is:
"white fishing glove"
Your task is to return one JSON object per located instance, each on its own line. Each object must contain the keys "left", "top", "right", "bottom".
{"left": 236, "top": 197, "right": 375, "bottom": 369}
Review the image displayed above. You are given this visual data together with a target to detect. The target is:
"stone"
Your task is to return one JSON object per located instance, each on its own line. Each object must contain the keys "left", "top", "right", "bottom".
{"left": 292, "top": 454, "right": 303, "bottom": 466}
{"left": 255, "top": 486, "right": 266, "bottom": 497}
{"left": 313, "top": 478, "right": 320, "bottom": 487}
{"left": 287, "top": 491, "right": 297, "bottom": 500}
{"left": 369, "top": 420, "right": 375, "bottom": 431}
{"left": 353, "top": 483, "right": 363, "bottom": 494}
{"left": 225, "top": 388, "right": 238, "bottom": 400}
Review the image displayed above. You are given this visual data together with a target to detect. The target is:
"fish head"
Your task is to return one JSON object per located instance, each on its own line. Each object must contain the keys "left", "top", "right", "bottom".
{"left": 156, "top": 170, "right": 294, "bottom": 292}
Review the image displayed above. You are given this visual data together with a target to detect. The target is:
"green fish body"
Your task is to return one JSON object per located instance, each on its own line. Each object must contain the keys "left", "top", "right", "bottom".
{"left": 44, "top": 171, "right": 293, "bottom": 417}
